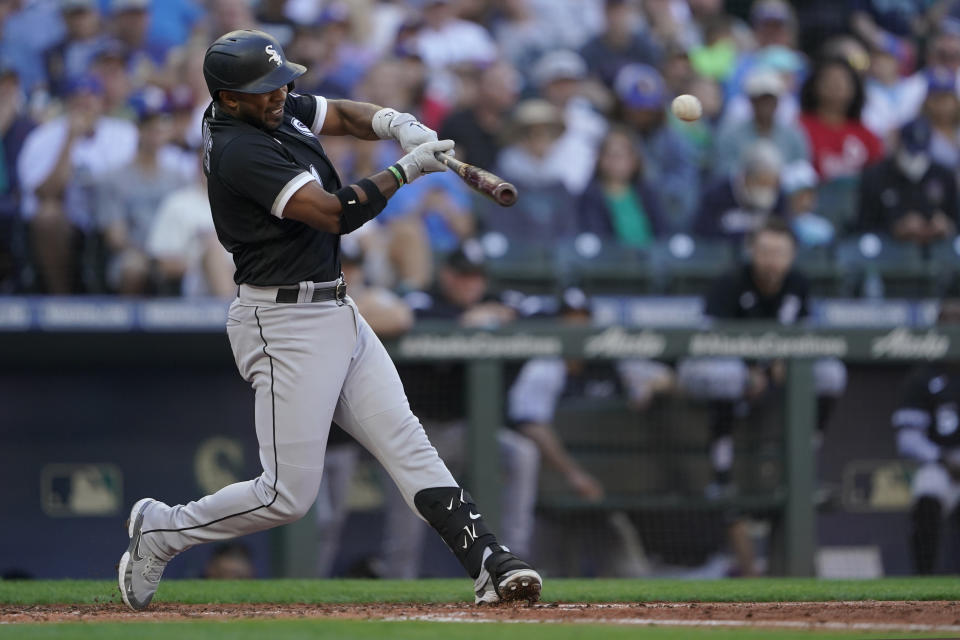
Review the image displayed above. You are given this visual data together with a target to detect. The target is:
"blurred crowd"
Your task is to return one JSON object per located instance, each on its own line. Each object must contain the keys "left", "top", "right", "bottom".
{"left": 3, "top": 0, "right": 960, "bottom": 577}
{"left": 1, "top": 0, "right": 960, "bottom": 298}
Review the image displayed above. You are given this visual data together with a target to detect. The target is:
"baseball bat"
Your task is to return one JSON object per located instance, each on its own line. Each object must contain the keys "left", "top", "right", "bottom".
{"left": 435, "top": 153, "right": 518, "bottom": 207}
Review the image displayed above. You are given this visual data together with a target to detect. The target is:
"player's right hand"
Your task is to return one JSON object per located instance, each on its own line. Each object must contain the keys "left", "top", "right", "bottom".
{"left": 396, "top": 139, "right": 454, "bottom": 183}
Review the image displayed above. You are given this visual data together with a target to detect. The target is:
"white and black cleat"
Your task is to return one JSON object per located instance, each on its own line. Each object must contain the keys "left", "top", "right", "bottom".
{"left": 474, "top": 545, "right": 542, "bottom": 605}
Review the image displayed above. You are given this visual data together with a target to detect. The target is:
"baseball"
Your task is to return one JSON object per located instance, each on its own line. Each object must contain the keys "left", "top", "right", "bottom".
{"left": 671, "top": 94, "right": 702, "bottom": 122}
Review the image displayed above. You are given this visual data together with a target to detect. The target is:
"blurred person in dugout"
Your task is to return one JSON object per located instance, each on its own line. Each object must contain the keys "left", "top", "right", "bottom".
{"left": 508, "top": 287, "right": 675, "bottom": 503}
{"left": 361, "top": 241, "right": 540, "bottom": 578}
{"left": 16, "top": 74, "right": 136, "bottom": 293}
{"left": 94, "top": 87, "right": 186, "bottom": 295}
{"left": 677, "top": 218, "right": 847, "bottom": 497}
{"left": 856, "top": 118, "right": 958, "bottom": 246}
{"left": 693, "top": 139, "right": 788, "bottom": 243}
{"left": 314, "top": 236, "right": 415, "bottom": 577}
{"left": 893, "top": 300, "right": 960, "bottom": 574}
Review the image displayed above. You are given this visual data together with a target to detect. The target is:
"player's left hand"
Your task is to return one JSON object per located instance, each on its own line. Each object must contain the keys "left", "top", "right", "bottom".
{"left": 394, "top": 115, "right": 440, "bottom": 153}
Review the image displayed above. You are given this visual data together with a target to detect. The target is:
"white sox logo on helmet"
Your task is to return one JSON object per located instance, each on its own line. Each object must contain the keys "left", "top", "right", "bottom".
{"left": 265, "top": 45, "right": 282, "bottom": 66}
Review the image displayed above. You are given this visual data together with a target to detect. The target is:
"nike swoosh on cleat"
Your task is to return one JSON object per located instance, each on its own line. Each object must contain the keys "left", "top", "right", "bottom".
{"left": 469, "top": 512, "right": 481, "bottom": 520}
{"left": 132, "top": 534, "right": 145, "bottom": 562}
{"left": 447, "top": 498, "right": 455, "bottom": 511}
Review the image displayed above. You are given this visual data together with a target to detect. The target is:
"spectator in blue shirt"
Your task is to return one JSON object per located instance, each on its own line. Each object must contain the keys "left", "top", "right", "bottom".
{"left": 43, "top": 0, "right": 106, "bottom": 98}
{"left": 614, "top": 63, "right": 699, "bottom": 233}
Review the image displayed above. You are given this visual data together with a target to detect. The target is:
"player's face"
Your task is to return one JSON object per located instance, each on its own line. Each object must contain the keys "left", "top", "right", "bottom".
{"left": 227, "top": 86, "right": 287, "bottom": 131}
{"left": 750, "top": 230, "right": 795, "bottom": 292}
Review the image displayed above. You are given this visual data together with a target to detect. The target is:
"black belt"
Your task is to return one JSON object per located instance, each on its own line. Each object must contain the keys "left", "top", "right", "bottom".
{"left": 275, "top": 280, "right": 347, "bottom": 304}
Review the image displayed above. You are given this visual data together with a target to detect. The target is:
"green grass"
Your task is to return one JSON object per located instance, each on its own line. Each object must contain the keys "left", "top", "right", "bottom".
{"left": 2, "top": 577, "right": 959, "bottom": 605}
{"left": 3, "top": 579, "right": 959, "bottom": 640}
{"left": 0, "top": 619, "right": 950, "bottom": 640}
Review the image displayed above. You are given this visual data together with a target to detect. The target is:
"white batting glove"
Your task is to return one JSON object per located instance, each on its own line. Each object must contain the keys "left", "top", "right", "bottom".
{"left": 396, "top": 139, "right": 454, "bottom": 183}
{"left": 372, "top": 108, "right": 440, "bottom": 153}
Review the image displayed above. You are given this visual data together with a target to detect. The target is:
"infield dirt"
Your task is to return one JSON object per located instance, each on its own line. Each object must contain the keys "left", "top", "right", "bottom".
{"left": 3, "top": 600, "right": 960, "bottom": 631}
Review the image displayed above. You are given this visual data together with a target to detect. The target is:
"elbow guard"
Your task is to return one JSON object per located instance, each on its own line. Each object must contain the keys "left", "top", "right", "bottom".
{"left": 336, "top": 178, "right": 387, "bottom": 234}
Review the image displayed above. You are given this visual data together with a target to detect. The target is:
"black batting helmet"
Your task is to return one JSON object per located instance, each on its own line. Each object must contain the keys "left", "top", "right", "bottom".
{"left": 203, "top": 30, "right": 306, "bottom": 99}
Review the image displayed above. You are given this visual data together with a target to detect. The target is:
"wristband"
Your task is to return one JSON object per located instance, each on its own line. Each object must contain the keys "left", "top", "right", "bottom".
{"left": 335, "top": 180, "right": 388, "bottom": 235}
{"left": 387, "top": 164, "right": 406, "bottom": 187}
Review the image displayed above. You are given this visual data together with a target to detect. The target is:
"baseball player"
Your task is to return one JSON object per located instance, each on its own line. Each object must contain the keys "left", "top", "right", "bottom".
{"left": 118, "top": 30, "right": 541, "bottom": 610}
{"left": 893, "top": 301, "right": 960, "bottom": 573}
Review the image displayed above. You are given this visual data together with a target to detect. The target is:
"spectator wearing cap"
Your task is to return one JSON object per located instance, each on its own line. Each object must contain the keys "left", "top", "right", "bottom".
{"left": 693, "top": 139, "right": 787, "bottom": 242}
{"left": 863, "top": 35, "right": 923, "bottom": 141}
{"left": 922, "top": 67, "right": 960, "bottom": 170}
{"left": 530, "top": 50, "right": 608, "bottom": 195}
{"left": 894, "top": 28, "right": 960, "bottom": 134}
{"left": 0, "top": 63, "right": 35, "bottom": 291}
{"left": 146, "top": 150, "right": 233, "bottom": 297}
{"left": 577, "top": 126, "right": 667, "bottom": 249}
{"left": 17, "top": 74, "right": 136, "bottom": 293}
{"left": 857, "top": 118, "right": 958, "bottom": 245}
{"left": 579, "top": 0, "right": 661, "bottom": 89}
{"left": 713, "top": 67, "right": 810, "bottom": 179}
{"left": 750, "top": 0, "right": 797, "bottom": 50}
{"left": 89, "top": 40, "right": 135, "bottom": 119}
{"left": 93, "top": 87, "right": 186, "bottom": 294}
{"left": 488, "top": 99, "right": 578, "bottom": 246}
{"left": 439, "top": 60, "right": 520, "bottom": 171}
{"left": 781, "top": 159, "right": 834, "bottom": 247}
{"left": 723, "top": 44, "right": 806, "bottom": 132}
{"left": 614, "top": 63, "right": 699, "bottom": 232}
{"left": 42, "top": 0, "right": 106, "bottom": 99}
{"left": 108, "top": 0, "right": 169, "bottom": 87}
{"left": 799, "top": 57, "right": 884, "bottom": 181}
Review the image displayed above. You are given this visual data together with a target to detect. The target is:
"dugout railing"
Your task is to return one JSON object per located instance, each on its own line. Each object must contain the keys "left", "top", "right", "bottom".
{"left": 3, "top": 306, "right": 958, "bottom": 577}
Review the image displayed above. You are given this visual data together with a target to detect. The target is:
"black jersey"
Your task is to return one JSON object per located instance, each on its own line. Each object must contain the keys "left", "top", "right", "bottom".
{"left": 705, "top": 264, "right": 809, "bottom": 324}
{"left": 892, "top": 366, "right": 960, "bottom": 448}
{"left": 202, "top": 92, "right": 342, "bottom": 286}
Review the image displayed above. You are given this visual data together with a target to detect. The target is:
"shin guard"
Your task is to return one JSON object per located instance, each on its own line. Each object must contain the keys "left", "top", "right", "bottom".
{"left": 415, "top": 487, "right": 496, "bottom": 579}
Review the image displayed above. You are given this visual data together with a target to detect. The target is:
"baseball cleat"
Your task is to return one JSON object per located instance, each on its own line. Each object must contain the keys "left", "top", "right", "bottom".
{"left": 118, "top": 498, "right": 167, "bottom": 611}
{"left": 474, "top": 545, "right": 542, "bottom": 605}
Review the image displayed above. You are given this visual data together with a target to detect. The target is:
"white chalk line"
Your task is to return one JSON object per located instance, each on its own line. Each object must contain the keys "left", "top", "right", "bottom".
{"left": 384, "top": 612, "right": 960, "bottom": 633}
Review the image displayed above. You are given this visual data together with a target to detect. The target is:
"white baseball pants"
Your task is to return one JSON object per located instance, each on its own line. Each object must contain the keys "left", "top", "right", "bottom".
{"left": 140, "top": 281, "right": 456, "bottom": 561}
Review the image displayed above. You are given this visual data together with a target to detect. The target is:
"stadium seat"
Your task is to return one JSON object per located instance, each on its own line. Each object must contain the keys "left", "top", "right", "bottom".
{"left": 479, "top": 233, "right": 557, "bottom": 294}
{"left": 554, "top": 234, "right": 654, "bottom": 294}
{"left": 649, "top": 235, "right": 737, "bottom": 294}
{"left": 817, "top": 176, "right": 860, "bottom": 232}
{"left": 794, "top": 244, "right": 839, "bottom": 296}
{"left": 835, "top": 233, "right": 931, "bottom": 297}
{"left": 928, "top": 236, "right": 960, "bottom": 296}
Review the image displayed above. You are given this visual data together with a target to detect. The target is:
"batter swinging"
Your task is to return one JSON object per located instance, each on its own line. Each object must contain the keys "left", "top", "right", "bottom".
{"left": 118, "top": 30, "right": 541, "bottom": 610}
